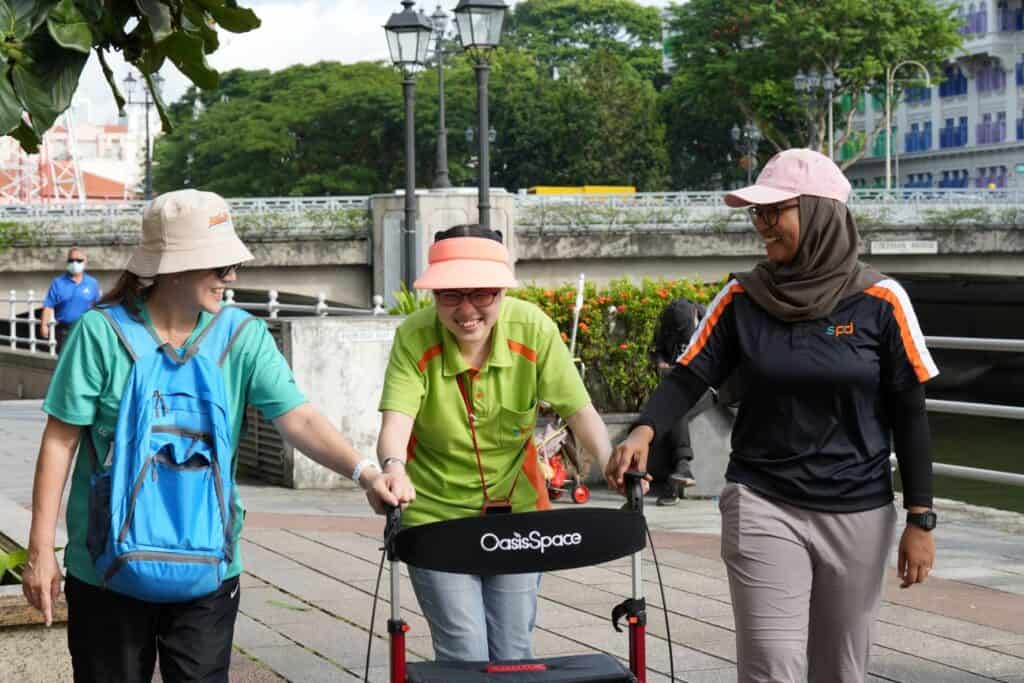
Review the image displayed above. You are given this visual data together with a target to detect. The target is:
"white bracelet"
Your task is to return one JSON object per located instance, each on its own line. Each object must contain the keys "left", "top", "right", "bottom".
{"left": 381, "top": 457, "right": 406, "bottom": 470}
{"left": 351, "top": 458, "right": 381, "bottom": 487}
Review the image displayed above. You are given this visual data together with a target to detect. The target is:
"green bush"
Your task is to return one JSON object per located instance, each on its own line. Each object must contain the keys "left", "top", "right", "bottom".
{"left": 511, "top": 277, "right": 722, "bottom": 412}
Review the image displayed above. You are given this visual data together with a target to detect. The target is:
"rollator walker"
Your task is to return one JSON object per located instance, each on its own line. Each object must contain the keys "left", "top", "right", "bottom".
{"left": 381, "top": 472, "right": 652, "bottom": 683}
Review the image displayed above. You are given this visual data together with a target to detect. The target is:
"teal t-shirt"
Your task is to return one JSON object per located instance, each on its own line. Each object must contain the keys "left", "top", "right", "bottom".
{"left": 43, "top": 303, "right": 307, "bottom": 587}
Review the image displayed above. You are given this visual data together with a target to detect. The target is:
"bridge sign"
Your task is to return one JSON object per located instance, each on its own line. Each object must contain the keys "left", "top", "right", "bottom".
{"left": 870, "top": 240, "right": 939, "bottom": 255}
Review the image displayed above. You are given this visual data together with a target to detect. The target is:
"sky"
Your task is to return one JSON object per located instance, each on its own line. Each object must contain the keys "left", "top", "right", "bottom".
{"left": 74, "top": 0, "right": 676, "bottom": 124}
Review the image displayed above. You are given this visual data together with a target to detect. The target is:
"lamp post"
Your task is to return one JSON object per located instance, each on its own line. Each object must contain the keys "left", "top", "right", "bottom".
{"left": 884, "top": 60, "right": 931, "bottom": 192}
{"left": 123, "top": 70, "right": 164, "bottom": 200}
{"left": 454, "top": 0, "right": 508, "bottom": 232}
{"left": 794, "top": 68, "right": 840, "bottom": 157}
{"left": 731, "top": 122, "right": 762, "bottom": 184}
{"left": 385, "top": 0, "right": 434, "bottom": 288}
{"left": 431, "top": 4, "right": 451, "bottom": 189}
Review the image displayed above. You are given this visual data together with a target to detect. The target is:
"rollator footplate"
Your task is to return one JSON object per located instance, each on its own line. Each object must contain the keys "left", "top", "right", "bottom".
{"left": 406, "top": 654, "right": 637, "bottom": 682}
{"left": 611, "top": 598, "right": 646, "bottom": 633}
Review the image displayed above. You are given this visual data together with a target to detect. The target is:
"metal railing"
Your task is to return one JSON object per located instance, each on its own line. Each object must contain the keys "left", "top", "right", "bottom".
{"left": 902, "top": 334, "right": 1024, "bottom": 488}
{"left": 222, "top": 290, "right": 386, "bottom": 318}
{"left": 3, "top": 188, "right": 1024, "bottom": 218}
{"left": 0, "top": 196, "right": 370, "bottom": 219}
{"left": 3, "top": 291, "right": 57, "bottom": 356}
{"left": 0, "top": 290, "right": 387, "bottom": 356}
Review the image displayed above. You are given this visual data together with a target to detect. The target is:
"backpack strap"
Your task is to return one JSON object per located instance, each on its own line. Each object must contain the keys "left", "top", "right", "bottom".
{"left": 190, "top": 305, "right": 257, "bottom": 368}
{"left": 96, "top": 304, "right": 162, "bottom": 362}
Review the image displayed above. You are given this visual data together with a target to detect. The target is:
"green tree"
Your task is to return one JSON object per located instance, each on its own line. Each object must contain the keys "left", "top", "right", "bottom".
{"left": 664, "top": 0, "right": 962, "bottom": 172}
{"left": 506, "top": 0, "right": 666, "bottom": 84}
{"left": 489, "top": 49, "right": 669, "bottom": 191}
{"left": 1, "top": 0, "right": 260, "bottom": 153}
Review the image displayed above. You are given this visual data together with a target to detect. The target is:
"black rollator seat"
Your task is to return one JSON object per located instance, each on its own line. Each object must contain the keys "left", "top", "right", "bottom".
{"left": 381, "top": 472, "right": 651, "bottom": 683}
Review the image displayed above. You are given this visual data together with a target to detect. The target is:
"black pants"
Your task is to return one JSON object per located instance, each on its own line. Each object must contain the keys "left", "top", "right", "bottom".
{"left": 65, "top": 574, "right": 241, "bottom": 683}
{"left": 55, "top": 323, "right": 71, "bottom": 354}
{"left": 647, "top": 389, "right": 716, "bottom": 483}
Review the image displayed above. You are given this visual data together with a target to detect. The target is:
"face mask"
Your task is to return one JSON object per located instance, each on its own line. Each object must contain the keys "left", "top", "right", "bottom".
{"left": 67, "top": 261, "right": 85, "bottom": 275}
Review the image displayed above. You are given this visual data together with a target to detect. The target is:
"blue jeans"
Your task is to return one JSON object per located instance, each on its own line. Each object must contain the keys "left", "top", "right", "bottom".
{"left": 408, "top": 566, "right": 541, "bottom": 662}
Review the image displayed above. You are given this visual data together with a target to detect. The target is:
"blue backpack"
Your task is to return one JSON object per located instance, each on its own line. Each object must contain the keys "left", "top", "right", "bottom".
{"left": 85, "top": 303, "right": 255, "bottom": 602}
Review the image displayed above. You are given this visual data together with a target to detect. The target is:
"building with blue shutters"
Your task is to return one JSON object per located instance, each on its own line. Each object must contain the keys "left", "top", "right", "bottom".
{"left": 844, "top": 0, "right": 1024, "bottom": 189}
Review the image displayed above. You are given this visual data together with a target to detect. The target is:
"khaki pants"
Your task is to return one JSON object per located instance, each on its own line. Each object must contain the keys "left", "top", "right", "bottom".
{"left": 719, "top": 483, "right": 897, "bottom": 683}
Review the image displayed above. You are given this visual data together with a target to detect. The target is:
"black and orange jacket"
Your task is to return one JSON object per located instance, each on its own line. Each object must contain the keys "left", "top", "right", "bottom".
{"left": 678, "top": 278, "right": 938, "bottom": 512}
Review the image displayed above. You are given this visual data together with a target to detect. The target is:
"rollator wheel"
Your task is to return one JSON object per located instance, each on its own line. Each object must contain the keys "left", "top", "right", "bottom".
{"left": 549, "top": 486, "right": 564, "bottom": 501}
{"left": 572, "top": 485, "right": 590, "bottom": 504}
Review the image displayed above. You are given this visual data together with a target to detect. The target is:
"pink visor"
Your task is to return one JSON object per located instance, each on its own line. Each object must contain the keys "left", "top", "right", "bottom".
{"left": 413, "top": 237, "right": 518, "bottom": 290}
{"left": 724, "top": 148, "right": 851, "bottom": 207}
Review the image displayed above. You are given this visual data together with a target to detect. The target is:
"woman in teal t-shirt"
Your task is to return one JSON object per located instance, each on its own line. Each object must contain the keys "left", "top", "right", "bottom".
{"left": 22, "top": 190, "right": 413, "bottom": 682}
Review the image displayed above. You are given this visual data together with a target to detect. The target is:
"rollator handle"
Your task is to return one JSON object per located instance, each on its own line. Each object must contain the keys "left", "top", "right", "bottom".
{"left": 384, "top": 505, "right": 402, "bottom": 560}
{"left": 624, "top": 470, "right": 646, "bottom": 513}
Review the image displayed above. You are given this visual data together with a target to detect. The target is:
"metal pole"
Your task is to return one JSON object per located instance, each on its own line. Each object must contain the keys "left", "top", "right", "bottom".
{"left": 433, "top": 40, "right": 451, "bottom": 189}
{"left": 403, "top": 75, "right": 417, "bottom": 288}
{"left": 747, "top": 139, "right": 753, "bottom": 184}
{"left": 476, "top": 62, "right": 491, "bottom": 231}
{"left": 885, "top": 67, "right": 892, "bottom": 192}
{"left": 144, "top": 94, "right": 153, "bottom": 200}
{"left": 828, "top": 90, "right": 834, "bottom": 160}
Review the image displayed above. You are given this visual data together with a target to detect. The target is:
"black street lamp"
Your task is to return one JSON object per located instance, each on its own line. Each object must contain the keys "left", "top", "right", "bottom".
{"left": 454, "top": 0, "right": 508, "bottom": 231}
{"left": 431, "top": 4, "right": 451, "bottom": 189}
{"left": 794, "top": 67, "right": 839, "bottom": 158}
{"left": 123, "top": 70, "right": 164, "bottom": 200}
{"left": 731, "top": 122, "right": 762, "bottom": 185}
{"left": 385, "top": 0, "right": 434, "bottom": 288}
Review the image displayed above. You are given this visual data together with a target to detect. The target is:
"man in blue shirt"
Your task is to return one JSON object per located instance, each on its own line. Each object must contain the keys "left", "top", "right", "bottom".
{"left": 40, "top": 247, "right": 101, "bottom": 352}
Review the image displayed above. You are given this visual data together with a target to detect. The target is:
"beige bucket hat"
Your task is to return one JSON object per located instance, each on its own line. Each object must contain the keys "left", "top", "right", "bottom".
{"left": 126, "top": 189, "right": 254, "bottom": 277}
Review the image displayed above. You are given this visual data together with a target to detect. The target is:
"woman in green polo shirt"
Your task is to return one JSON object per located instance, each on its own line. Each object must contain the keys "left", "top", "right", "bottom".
{"left": 22, "top": 189, "right": 412, "bottom": 683}
{"left": 377, "top": 224, "right": 613, "bottom": 662}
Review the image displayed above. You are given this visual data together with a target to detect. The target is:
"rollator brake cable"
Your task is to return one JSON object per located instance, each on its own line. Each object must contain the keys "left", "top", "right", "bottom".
{"left": 646, "top": 521, "right": 675, "bottom": 682}
{"left": 365, "top": 506, "right": 401, "bottom": 683}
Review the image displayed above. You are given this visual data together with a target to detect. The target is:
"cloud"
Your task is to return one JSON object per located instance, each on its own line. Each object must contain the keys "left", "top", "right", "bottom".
{"left": 73, "top": 0, "right": 673, "bottom": 124}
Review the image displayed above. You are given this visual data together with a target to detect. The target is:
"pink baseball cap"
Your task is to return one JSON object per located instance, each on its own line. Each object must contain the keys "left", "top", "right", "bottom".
{"left": 723, "top": 148, "right": 851, "bottom": 207}
{"left": 413, "top": 237, "right": 518, "bottom": 290}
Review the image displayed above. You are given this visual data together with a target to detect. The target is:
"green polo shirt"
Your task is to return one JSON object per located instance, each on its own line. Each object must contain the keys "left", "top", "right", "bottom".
{"left": 379, "top": 296, "right": 591, "bottom": 527}
{"left": 43, "top": 304, "right": 307, "bottom": 588}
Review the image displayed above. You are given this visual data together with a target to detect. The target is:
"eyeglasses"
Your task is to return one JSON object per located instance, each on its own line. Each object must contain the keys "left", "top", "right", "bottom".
{"left": 212, "top": 263, "right": 241, "bottom": 279}
{"left": 67, "top": 258, "right": 84, "bottom": 264}
{"left": 436, "top": 289, "right": 500, "bottom": 308}
{"left": 747, "top": 201, "right": 799, "bottom": 229}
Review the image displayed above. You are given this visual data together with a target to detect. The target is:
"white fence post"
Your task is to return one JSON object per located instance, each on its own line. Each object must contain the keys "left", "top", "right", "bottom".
{"left": 47, "top": 321, "right": 56, "bottom": 356}
{"left": 224, "top": 289, "right": 236, "bottom": 306}
{"left": 7, "top": 290, "right": 15, "bottom": 349}
{"left": 27, "top": 289, "right": 37, "bottom": 353}
{"left": 268, "top": 290, "right": 279, "bottom": 319}
{"left": 315, "top": 293, "right": 328, "bottom": 317}
{"left": 372, "top": 295, "right": 386, "bottom": 316}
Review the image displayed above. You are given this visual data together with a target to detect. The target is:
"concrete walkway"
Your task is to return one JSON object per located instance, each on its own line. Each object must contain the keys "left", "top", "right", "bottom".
{"left": 2, "top": 400, "right": 1023, "bottom": 682}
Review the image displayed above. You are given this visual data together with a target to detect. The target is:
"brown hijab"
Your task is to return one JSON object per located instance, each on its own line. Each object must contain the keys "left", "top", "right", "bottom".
{"left": 733, "top": 195, "right": 885, "bottom": 322}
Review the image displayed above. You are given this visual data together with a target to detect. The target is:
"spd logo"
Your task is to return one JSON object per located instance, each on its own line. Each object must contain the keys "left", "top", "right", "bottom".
{"left": 826, "top": 322, "right": 855, "bottom": 337}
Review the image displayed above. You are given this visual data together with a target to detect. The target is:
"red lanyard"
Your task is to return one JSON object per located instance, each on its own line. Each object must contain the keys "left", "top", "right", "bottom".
{"left": 456, "top": 372, "right": 520, "bottom": 505}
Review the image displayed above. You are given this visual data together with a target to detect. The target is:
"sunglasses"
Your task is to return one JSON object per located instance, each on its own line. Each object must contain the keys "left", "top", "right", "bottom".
{"left": 212, "top": 263, "right": 241, "bottom": 279}
{"left": 436, "top": 289, "right": 500, "bottom": 308}
{"left": 67, "top": 258, "right": 84, "bottom": 264}
{"left": 747, "top": 201, "right": 800, "bottom": 229}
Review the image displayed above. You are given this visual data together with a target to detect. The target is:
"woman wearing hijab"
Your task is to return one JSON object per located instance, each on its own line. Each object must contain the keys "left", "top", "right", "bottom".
{"left": 606, "top": 149, "right": 938, "bottom": 683}
{"left": 377, "top": 224, "right": 612, "bottom": 662}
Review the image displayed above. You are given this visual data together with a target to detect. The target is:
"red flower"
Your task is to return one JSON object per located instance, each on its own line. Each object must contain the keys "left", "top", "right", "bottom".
{"left": 619, "top": 343, "right": 629, "bottom": 350}
{"left": 579, "top": 322, "right": 590, "bottom": 332}
{"left": 657, "top": 288, "right": 669, "bottom": 299}
{"left": 617, "top": 304, "right": 627, "bottom": 313}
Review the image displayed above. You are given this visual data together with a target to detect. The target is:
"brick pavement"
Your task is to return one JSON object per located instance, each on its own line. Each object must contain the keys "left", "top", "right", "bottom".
{"left": 2, "top": 401, "right": 1024, "bottom": 681}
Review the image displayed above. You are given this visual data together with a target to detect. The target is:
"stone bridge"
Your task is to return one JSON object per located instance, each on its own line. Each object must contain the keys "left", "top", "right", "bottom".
{"left": 2, "top": 190, "right": 1023, "bottom": 307}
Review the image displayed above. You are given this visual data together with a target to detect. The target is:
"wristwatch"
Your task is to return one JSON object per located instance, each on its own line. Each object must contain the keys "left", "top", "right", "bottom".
{"left": 906, "top": 510, "right": 937, "bottom": 531}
